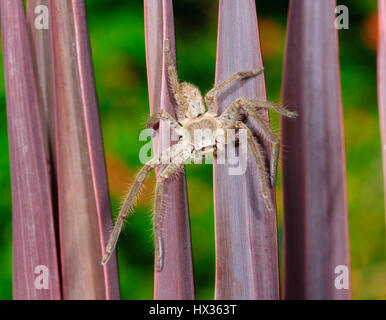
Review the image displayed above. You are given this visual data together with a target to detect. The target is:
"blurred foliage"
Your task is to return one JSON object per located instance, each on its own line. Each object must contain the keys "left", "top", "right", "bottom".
{"left": 0, "top": 0, "right": 385, "bottom": 299}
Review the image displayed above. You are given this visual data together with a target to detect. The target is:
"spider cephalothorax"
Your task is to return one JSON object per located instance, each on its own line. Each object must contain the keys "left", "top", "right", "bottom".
{"left": 102, "top": 39, "right": 297, "bottom": 270}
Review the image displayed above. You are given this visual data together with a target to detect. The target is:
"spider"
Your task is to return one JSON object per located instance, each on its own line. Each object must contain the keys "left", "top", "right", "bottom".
{"left": 101, "top": 39, "right": 297, "bottom": 270}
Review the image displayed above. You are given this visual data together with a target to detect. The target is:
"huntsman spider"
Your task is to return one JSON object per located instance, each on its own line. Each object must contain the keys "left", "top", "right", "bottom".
{"left": 102, "top": 39, "right": 297, "bottom": 271}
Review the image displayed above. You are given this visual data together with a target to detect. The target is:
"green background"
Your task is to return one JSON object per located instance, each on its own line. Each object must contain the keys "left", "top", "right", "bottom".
{"left": 0, "top": 0, "right": 385, "bottom": 299}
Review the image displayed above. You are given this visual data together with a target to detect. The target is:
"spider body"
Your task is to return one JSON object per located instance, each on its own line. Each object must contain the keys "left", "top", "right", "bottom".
{"left": 102, "top": 39, "right": 297, "bottom": 271}
{"left": 182, "top": 115, "right": 222, "bottom": 151}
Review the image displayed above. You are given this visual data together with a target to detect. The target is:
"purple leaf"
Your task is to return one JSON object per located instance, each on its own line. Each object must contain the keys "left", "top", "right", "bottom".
{"left": 281, "top": 0, "right": 351, "bottom": 299}
{"left": 213, "top": 0, "right": 280, "bottom": 299}
{"left": 26, "top": 0, "right": 55, "bottom": 163}
{"left": 378, "top": 1, "right": 386, "bottom": 224}
{"left": 144, "top": 0, "right": 195, "bottom": 300}
{"left": 50, "top": 0, "right": 120, "bottom": 299}
{"left": 0, "top": 0, "right": 61, "bottom": 299}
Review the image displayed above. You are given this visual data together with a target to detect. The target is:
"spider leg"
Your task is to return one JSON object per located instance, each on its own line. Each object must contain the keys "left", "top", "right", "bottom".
{"left": 204, "top": 67, "right": 264, "bottom": 114}
{"left": 147, "top": 109, "right": 182, "bottom": 135}
{"left": 236, "top": 121, "right": 273, "bottom": 211}
{"left": 219, "top": 98, "right": 280, "bottom": 186}
{"left": 236, "top": 98, "right": 298, "bottom": 118}
{"left": 101, "top": 142, "right": 186, "bottom": 266}
{"left": 164, "top": 38, "right": 187, "bottom": 123}
{"left": 153, "top": 144, "right": 193, "bottom": 272}
{"left": 164, "top": 38, "right": 180, "bottom": 96}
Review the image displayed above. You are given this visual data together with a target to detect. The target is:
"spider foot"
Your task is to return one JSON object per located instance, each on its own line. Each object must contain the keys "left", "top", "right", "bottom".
{"left": 252, "top": 67, "right": 264, "bottom": 76}
{"left": 155, "top": 233, "right": 164, "bottom": 272}
{"left": 270, "top": 172, "right": 277, "bottom": 187}
{"left": 284, "top": 109, "right": 298, "bottom": 118}
{"left": 263, "top": 194, "right": 273, "bottom": 212}
{"left": 164, "top": 38, "right": 170, "bottom": 52}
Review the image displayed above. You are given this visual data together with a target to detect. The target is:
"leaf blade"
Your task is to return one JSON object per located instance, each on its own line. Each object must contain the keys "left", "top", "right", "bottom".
{"left": 213, "top": 0, "right": 280, "bottom": 300}
{"left": 50, "top": 0, "right": 120, "bottom": 299}
{"left": 0, "top": 0, "right": 61, "bottom": 300}
{"left": 281, "top": 0, "right": 351, "bottom": 299}
{"left": 144, "top": 0, "right": 195, "bottom": 300}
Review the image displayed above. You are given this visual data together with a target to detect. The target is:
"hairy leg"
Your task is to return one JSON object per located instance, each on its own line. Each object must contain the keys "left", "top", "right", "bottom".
{"left": 101, "top": 142, "right": 186, "bottom": 265}
{"left": 164, "top": 38, "right": 180, "bottom": 95}
{"left": 164, "top": 38, "right": 187, "bottom": 122}
{"left": 101, "top": 164, "right": 153, "bottom": 265}
{"left": 236, "top": 98, "right": 297, "bottom": 118}
{"left": 219, "top": 98, "right": 282, "bottom": 186}
{"left": 147, "top": 109, "right": 182, "bottom": 135}
{"left": 153, "top": 145, "right": 193, "bottom": 271}
{"left": 205, "top": 67, "right": 264, "bottom": 114}
{"left": 236, "top": 121, "right": 273, "bottom": 211}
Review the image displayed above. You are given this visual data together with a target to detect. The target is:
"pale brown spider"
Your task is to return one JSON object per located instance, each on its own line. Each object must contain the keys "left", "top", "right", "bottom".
{"left": 101, "top": 39, "right": 297, "bottom": 270}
